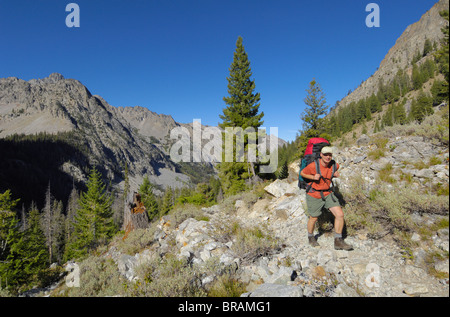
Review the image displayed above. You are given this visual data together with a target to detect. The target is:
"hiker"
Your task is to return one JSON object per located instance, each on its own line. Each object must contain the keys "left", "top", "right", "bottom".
{"left": 300, "top": 146, "right": 353, "bottom": 251}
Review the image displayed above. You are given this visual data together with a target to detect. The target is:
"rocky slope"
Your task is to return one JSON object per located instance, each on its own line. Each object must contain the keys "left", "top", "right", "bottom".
{"left": 32, "top": 134, "right": 448, "bottom": 298}
{"left": 336, "top": 0, "right": 448, "bottom": 110}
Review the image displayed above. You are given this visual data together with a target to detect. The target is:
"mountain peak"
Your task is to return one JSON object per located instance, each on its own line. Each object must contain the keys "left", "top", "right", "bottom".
{"left": 47, "top": 72, "right": 65, "bottom": 81}
{"left": 27, "top": 72, "right": 66, "bottom": 85}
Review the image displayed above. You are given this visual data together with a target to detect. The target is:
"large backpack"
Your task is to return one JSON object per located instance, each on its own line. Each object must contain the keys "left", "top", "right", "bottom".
{"left": 298, "top": 138, "right": 337, "bottom": 199}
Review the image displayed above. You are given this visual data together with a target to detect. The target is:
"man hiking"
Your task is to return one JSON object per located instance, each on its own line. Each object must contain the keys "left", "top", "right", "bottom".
{"left": 300, "top": 146, "right": 353, "bottom": 251}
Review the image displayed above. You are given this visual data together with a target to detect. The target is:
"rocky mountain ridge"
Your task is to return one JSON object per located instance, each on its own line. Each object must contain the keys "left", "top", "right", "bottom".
{"left": 336, "top": 0, "right": 448, "bottom": 110}
{"left": 0, "top": 73, "right": 189, "bottom": 193}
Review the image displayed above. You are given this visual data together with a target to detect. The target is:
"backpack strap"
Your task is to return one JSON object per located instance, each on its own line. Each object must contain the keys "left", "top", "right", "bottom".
{"left": 329, "top": 160, "right": 337, "bottom": 202}
{"left": 314, "top": 158, "right": 322, "bottom": 179}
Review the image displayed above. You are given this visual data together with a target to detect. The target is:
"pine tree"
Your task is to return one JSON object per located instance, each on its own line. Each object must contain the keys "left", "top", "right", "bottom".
{"left": 218, "top": 36, "right": 264, "bottom": 195}
{"left": 298, "top": 79, "right": 330, "bottom": 155}
{"left": 409, "top": 91, "right": 434, "bottom": 123}
{"left": 300, "top": 79, "right": 329, "bottom": 135}
{"left": 0, "top": 190, "right": 20, "bottom": 211}
{"left": 434, "top": 10, "right": 449, "bottom": 100}
{"left": 65, "top": 167, "right": 115, "bottom": 260}
{"left": 423, "top": 38, "right": 433, "bottom": 57}
{"left": 277, "top": 160, "right": 289, "bottom": 180}
{"left": 160, "top": 187, "right": 174, "bottom": 216}
{"left": 65, "top": 186, "right": 79, "bottom": 243}
{"left": 139, "top": 175, "right": 159, "bottom": 221}
{"left": 394, "top": 99, "right": 407, "bottom": 125}
{"left": 22, "top": 208, "right": 49, "bottom": 282}
{"left": 220, "top": 36, "right": 264, "bottom": 131}
{"left": 373, "top": 118, "right": 381, "bottom": 133}
{"left": 412, "top": 63, "right": 423, "bottom": 90}
{"left": 368, "top": 93, "right": 382, "bottom": 113}
{"left": 0, "top": 211, "right": 27, "bottom": 290}
{"left": 51, "top": 200, "right": 65, "bottom": 263}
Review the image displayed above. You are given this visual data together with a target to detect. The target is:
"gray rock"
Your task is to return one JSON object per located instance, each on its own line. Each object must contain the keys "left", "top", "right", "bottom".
{"left": 241, "top": 283, "right": 303, "bottom": 297}
{"left": 333, "top": 284, "right": 360, "bottom": 297}
{"left": 264, "top": 179, "right": 290, "bottom": 198}
{"left": 414, "top": 169, "right": 435, "bottom": 178}
{"left": 434, "top": 259, "right": 449, "bottom": 274}
{"left": 403, "top": 283, "right": 429, "bottom": 296}
{"left": 356, "top": 134, "right": 371, "bottom": 146}
{"left": 117, "top": 254, "right": 138, "bottom": 281}
{"left": 352, "top": 155, "right": 367, "bottom": 164}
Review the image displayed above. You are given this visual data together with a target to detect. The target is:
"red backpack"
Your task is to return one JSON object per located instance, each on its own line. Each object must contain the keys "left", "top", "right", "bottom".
{"left": 298, "top": 138, "right": 337, "bottom": 200}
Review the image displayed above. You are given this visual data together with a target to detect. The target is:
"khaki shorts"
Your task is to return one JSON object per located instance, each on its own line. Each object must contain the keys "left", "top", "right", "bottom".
{"left": 305, "top": 193, "right": 340, "bottom": 217}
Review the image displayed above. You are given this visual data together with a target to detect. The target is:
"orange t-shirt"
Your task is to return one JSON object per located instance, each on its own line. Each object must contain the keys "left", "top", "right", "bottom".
{"left": 302, "top": 160, "right": 339, "bottom": 199}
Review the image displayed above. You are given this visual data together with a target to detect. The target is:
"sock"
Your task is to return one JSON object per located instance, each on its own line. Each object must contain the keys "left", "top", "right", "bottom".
{"left": 335, "top": 233, "right": 342, "bottom": 239}
{"left": 308, "top": 233, "right": 314, "bottom": 238}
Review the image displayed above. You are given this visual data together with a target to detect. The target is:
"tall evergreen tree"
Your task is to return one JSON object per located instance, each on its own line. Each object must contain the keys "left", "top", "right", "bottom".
{"left": 0, "top": 211, "right": 27, "bottom": 290}
{"left": 409, "top": 91, "right": 434, "bottom": 123}
{"left": 300, "top": 79, "right": 329, "bottom": 135}
{"left": 65, "top": 186, "right": 79, "bottom": 244}
{"left": 22, "top": 208, "right": 49, "bottom": 282}
{"left": 64, "top": 167, "right": 115, "bottom": 260}
{"left": 394, "top": 99, "right": 407, "bottom": 125}
{"left": 218, "top": 36, "right": 264, "bottom": 195}
{"left": 220, "top": 36, "right": 264, "bottom": 131}
{"left": 298, "top": 79, "right": 330, "bottom": 155}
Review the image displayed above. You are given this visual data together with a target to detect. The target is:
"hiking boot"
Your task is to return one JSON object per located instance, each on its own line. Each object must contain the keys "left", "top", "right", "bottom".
{"left": 334, "top": 238, "right": 353, "bottom": 251}
{"left": 308, "top": 236, "right": 320, "bottom": 248}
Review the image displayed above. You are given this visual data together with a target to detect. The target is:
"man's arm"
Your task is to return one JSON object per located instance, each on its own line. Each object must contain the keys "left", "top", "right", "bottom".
{"left": 300, "top": 170, "right": 321, "bottom": 181}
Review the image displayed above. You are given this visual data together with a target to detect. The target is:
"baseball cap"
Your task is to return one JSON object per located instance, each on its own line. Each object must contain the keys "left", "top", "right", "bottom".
{"left": 321, "top": 146, "right": 333, "bottom": 154}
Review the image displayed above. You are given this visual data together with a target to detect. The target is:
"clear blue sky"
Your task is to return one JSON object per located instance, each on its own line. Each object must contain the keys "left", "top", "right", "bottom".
{"left": 0, "top": 0, "right": 439, "bottom": 141}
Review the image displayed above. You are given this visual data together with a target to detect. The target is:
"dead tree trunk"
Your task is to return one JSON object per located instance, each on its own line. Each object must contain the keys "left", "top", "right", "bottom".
{"left": 122, "top": 192, "right": 150, "bottom": 240}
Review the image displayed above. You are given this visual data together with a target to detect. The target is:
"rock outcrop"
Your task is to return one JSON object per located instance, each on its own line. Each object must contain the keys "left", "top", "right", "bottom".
{"left": 335, "top": 0, "right": 449, "bottom": 111}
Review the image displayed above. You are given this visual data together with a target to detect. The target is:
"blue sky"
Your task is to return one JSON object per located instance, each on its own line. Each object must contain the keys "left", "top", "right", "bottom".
{"left": 0, "top": 0, "right": 440, "bottom": 141}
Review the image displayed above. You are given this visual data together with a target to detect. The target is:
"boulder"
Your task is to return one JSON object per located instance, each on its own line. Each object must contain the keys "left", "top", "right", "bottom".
{"left": 241, "top": 283, "right": 303, "bottom": 297}
{"left": 264, "top": 179, "right": 290, "bottom": 198}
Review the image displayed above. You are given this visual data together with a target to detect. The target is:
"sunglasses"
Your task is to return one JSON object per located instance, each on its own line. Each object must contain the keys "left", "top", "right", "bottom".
{"left": 322, "top": 153, "right": 333, "bottom": 157}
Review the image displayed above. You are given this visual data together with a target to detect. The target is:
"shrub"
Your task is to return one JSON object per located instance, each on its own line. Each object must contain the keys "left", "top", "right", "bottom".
{"left": 207, "top": 273, "right": 247, "bottom": 297}
{"left": 64, "top": 257, "right": 128, "bottom": 297}
{"left": 168, "top": 203, "right": 206, "bottom": 227}
{"left": 131, "top": 255, "right": 206, "bottom": 297}
{"left": 231, "top": 223, "right": 280, "bottom": 264}
{"left": 428, "top": 156, "right": 442, "bottom": 166}
{"left": 115, "top": 227, "right": 157, "bottom": 255}
{"left": 342, "top": 173, "right": 449, "bottom": 239}
{"left": 377, "top": 163, "right": 396, "bottom": 184}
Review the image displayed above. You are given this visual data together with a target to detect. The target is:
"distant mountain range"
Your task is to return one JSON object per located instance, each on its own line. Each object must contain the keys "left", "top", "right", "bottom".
{"left": 0, "top": 72, "right": 284, "bottom": 207}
